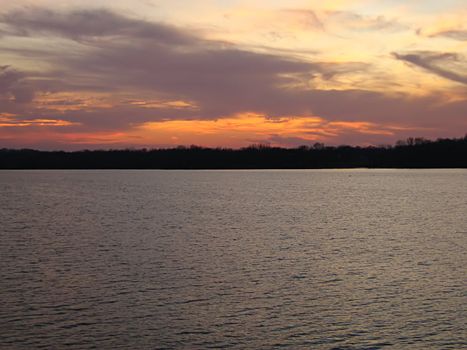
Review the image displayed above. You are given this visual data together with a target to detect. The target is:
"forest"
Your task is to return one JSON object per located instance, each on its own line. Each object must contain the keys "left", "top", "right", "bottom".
{"left": 0, "top": 136, "right": 466, "bottom": 169}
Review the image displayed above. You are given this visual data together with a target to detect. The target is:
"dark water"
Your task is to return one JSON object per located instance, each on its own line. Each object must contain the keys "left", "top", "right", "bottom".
{"left": 1, "top": 170, "right": 466, "bottom": 349}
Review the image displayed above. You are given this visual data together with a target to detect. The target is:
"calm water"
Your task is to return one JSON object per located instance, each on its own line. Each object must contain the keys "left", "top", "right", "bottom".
{"left": 1, "top": 170, "right": 466, "bottom": 349}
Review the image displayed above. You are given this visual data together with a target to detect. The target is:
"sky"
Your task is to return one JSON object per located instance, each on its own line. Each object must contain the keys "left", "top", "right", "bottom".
{"left": 0, "top": 0, "right": 466, "bottom": 149}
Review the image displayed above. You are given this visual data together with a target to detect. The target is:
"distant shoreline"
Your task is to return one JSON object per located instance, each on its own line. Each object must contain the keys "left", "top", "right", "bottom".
{"left": 1, "top": 136, "right": 466, "bottom": 169}
{"left": 1, "top": 168, "right": 466, "bottom": 170}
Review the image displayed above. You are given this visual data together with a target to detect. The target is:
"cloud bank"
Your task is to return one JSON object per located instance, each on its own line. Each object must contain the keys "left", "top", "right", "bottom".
{"left": 0, "top": 5, "right": 465, "bottom": 149}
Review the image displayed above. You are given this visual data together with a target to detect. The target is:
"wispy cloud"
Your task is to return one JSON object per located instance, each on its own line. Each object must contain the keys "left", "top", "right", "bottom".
{"left": 0, "top": 114, "right": 79, "bottom": 127}
{"left": 326, "top": 11, "right": 403, "bottom": 32}
{"left": 429, "top": 29, "right": 467, "bottom": 41}
{"left": 393, "top": 51, "right": 467, "bottom": 85}
{"left": 280, "top": 9, "right": 325, "bottom": 31}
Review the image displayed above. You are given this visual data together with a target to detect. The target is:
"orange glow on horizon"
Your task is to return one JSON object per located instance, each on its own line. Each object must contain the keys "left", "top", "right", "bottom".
{"left": 0, "top": 112, "right": 418, "bottom": 149}
{"left": 136, "top": 113, "right": 408, "bottom": 147}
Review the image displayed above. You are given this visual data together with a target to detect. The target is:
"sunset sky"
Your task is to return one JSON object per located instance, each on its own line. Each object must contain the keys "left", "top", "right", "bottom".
{"left": 0, "top": 0, "right": 466, "bottom": 149}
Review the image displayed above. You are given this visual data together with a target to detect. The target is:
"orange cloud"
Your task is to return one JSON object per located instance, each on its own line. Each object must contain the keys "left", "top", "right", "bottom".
{"left": 0, "top": 114, "right": 79, "bottom": 127}
{"left": 127, "top": 99, "right": 198, "bottom": 110}
{"left": 34, "top": 92, "right": 115, "bottom": 112}
{"left": 137, "top": 113, "right": 407, "bottom": 147}
{"left": 0, "top": 111, "right": 430, "bottom": 149}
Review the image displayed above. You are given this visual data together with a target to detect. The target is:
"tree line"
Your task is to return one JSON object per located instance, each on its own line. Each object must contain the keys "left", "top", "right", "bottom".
{"left": 0, "top": 136, "right": 466, "bottom": 169}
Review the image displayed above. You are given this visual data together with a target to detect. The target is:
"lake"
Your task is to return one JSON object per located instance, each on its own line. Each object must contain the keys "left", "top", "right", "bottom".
{"left": 1, "top": 170, "right": 466, "bottom": 349}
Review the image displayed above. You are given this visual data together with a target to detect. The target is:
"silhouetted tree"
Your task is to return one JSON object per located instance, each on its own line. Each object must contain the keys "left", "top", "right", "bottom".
{"left": 0, "top": 136, "right": 465, "bottom": 169}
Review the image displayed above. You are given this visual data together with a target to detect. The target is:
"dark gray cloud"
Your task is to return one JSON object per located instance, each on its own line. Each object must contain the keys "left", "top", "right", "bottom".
{"left": 62, "top": 42, "right": 317, "bottom": 116}
{"left": 0, "top": 7, "right": 196, "bottom": 45}
{"left": 393, "top": 51, "right": 467, "bottom": 85}
{"left": 0, "top": 66, "right": 34, "bottom": 103}
{"left": 0, "top": 7, "right": 325, "bottom": 118}
{"left": 0, "top": 8, "right": 336, "bottom": 120}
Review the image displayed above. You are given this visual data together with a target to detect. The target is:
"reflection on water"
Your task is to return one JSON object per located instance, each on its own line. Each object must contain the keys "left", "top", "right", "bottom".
{"left": 1, "top": 170, "right": 466, "bottom": 349}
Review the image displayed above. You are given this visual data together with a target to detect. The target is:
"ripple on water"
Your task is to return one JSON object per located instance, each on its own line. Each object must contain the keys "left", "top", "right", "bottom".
{"left": 0, "top": 169, "right": 466, "bottom": 349}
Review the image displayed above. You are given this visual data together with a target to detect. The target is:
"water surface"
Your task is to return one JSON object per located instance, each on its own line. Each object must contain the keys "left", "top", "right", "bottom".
{"left": 1, "top": 170, "right": 466, "bottom": 349}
